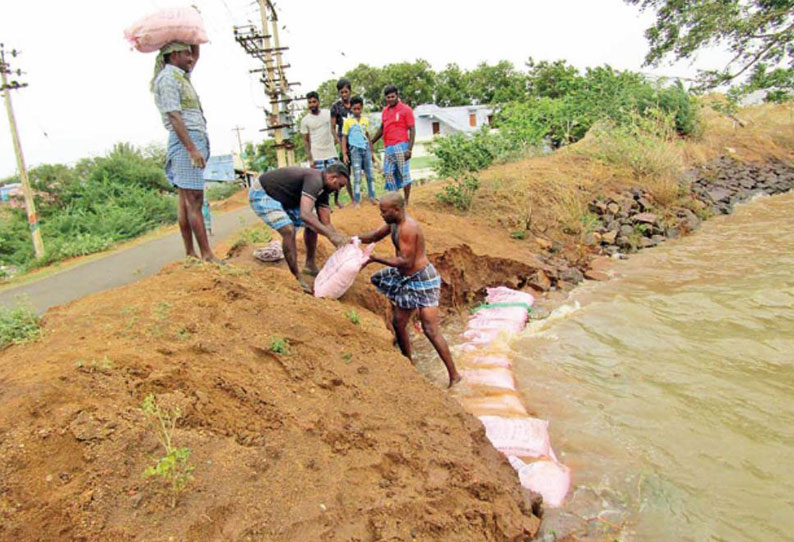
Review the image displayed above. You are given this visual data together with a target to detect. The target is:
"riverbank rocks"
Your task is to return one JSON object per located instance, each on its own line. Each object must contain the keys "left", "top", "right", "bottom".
{"left": 579, "top": 156, "right": 794, "bottom": 280}
{"left": 691, "top": 157, "right": 794, "bottom": 215}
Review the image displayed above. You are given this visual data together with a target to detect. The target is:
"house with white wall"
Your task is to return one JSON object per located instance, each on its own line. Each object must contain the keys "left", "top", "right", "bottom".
{"left": 413, "top": 104, "right": 494, "bottom": 141}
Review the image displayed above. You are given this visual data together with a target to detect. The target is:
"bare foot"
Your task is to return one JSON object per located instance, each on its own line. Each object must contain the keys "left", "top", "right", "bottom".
{"left": 368, "top": 198, "right": 379, "bottom": 205}
{"left": 335, "top": 201, "right": 346, "bottom": 209}
{"left": 303, "top": 264, "right": 320, "bottom": 277}
{"left": 353, "top": 202, "right": 361, "bottom": 209}
{"left": 203, "top": 256, "right": 226, "bottom": 265}
{"left": 298, "top": 278, "right": 313, "bottom": 294}
{"left": 448, "top": 373, "right": 463, "bottom": 389}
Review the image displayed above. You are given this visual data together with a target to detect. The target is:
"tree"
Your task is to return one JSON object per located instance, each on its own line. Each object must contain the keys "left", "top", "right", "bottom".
{"left": 467, "top": 61, "right": 528, "bottom": 104}
{"left": 627, "top": 0, "right": 794, "bottom": 98}
{"left": 435, "top": 63, "right": 472, "bottom": 106}
{"left": 525, "top": 57, "right": 581, "bottom": 99}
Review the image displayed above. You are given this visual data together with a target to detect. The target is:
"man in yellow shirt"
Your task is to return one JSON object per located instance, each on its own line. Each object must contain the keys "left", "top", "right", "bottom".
{"left": 342, "top": 96, "right": 378, "bottom": 206}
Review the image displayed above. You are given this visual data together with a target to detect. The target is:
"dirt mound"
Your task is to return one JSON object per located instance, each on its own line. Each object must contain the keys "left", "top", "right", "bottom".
{"left": 0, "top": 258, "right": 540, "bottom": 541}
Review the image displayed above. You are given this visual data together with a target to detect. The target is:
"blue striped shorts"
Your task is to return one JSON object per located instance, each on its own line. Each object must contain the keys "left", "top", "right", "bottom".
{"left": 165, "top": 130, "right": 209, "bottom": 191}
{"left": 383, "top": 142, "right": 412, "bottom": 191}
{"left": 371, "top": 264, "right": 441, "bottom": 309}
{"left": 249, "top": 188, "right": 303, "bottom": 231}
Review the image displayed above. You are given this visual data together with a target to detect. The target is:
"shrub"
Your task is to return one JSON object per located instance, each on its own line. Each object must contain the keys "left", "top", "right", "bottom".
{"left": 436, "top": 174, "right": 481, "bottom": 211}
{"left": 0, "top": 143, "right": 178, "bottom": 271}
{"left": 141, "top": 394, "right": 195, "bottom": 509}
{"left": 269, "top": 336, "right": 289, "bottom": 354}
{"left": 0, "top": 304, "right": 41, "bottom": 349}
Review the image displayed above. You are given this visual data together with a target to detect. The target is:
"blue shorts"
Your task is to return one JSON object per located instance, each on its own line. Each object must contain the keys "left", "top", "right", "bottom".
{"left": 165, "top": 130, "right": 209, "bottom": 191}
{"left": 249, "top": 188, "right": 303, "bottom": 230}
{"left": 383, "top": 142, "right": 412, "bottom": 191}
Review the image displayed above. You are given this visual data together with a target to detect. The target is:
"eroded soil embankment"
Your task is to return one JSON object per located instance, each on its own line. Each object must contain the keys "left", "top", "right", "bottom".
{"left": 0, "top": 254, "right": 541, "bottom": 541}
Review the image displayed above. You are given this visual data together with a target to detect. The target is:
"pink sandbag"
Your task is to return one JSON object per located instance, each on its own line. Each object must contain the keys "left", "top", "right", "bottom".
{"left": 467, "top": 316, "right": 525, "bottom": 333}
{"left": 468, "top": 354, "right": 512, "bottom": 368}
{"left": 471, "top": 307, "right": 529, "bottom": 326}
{"left": 462, "top": 394, "right": 528, "bottom": 417}
{"left": 125, "top": 7, "right": 209, "bottom": 53}
{"left": 478, "top": 415, "right": 551, "bottom": 458}
{"left": 314, "top": 237, "right": 375, "bottom": 299}
{"left": 508, "top": 456, "right": 571, "bottom": 508}
{"left": 486, "top": 286, "right": 535, "bottom": 306}
{"left": 462, "top": 369, "right": 516, "bottom": 390}
{"left": 461, "top": 328, "right": 504, "bottom": 344}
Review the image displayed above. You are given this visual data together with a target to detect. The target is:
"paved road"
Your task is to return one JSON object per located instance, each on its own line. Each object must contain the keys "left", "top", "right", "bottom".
{"left": 0, "top": 206, "right": 259, "bottom": 314}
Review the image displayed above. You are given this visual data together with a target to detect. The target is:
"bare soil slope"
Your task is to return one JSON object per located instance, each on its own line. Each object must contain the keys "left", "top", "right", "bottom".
{"left": 0, "top": 244, "right": 541, "bottom": 541}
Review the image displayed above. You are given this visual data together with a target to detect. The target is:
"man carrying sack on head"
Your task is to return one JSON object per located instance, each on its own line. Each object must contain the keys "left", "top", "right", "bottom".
{"left": 152, "top": 42, "right": 220, "bottom": 263}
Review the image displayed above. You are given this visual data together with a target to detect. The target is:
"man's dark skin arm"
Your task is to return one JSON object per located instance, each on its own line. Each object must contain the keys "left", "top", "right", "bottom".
{"left": 405, "top": 125, "right": 416, "bottom": 160}
{"left": 371, "top": 124, "right": 383, "bottom": 146}
{"left": 302, "top": 132, "right": 314, "bottom": 165}
{"left": 331, "top": 114, "right": 343, "bottom": 149}
{"left": 167, "top": 112, "right": 205, "bottom": 168}
{"left": 358, "top": 224, "right": 390, "bottom": 245}
{"left": 368, "top": 227, "right": 417, "bottom": 274}
{"left": 299, "top": 195, "right": 347, "bottom": 246}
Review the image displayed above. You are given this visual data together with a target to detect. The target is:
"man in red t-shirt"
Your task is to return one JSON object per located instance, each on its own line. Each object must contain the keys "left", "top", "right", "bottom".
{"left": 372, "top": 85, "right": 415, "bottom": 204}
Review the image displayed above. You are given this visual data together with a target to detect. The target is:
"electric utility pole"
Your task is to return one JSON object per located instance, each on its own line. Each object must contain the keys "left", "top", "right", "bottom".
{"left": 231, "top": 125, "right": 245, "bottom": 155}
{"left": 233, "top": 0, "right": 299, "bottom": 168}
{"left": 1, "top": 43, "right": 44, "bottom": 259}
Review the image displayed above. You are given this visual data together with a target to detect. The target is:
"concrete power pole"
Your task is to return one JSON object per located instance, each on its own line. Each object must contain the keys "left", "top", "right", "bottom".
{"left": 0, "top": 44, "right": 44, "bottom": 259}
{"left": 233, "top": 1, "right": 298, "bottom": 169}
{"left": 231, "top": 125, "right": 245, "bottom": 155}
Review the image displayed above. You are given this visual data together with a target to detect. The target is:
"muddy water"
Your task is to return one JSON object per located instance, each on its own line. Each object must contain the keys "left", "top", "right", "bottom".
{"left": 507, "top": 193, "right": 794, "bottom": 541}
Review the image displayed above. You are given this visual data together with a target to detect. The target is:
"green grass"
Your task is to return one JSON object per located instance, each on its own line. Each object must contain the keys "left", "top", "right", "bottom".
{"left": 409, "top": 155, "right": 439, "bottom": 170}
{"left": 205, "top": 182, "right": 244, "bottom": 202}
{"left": 0, "top": 304, "right": 41, "bottom": 349}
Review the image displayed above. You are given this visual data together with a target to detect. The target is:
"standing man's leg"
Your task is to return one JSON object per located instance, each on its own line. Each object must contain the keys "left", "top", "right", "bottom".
{"left": 304, "top": 225, "right": 319, "bottom": 275}
{"left": 177, "top": 189, "right": 197, "bottom": 258}
{"left": 278, "top": 224, "right": 311, "bottom": 293}
{"left": 363, "top": 147, "right": 377, "bottom": 202}
{"left": 392, "top": 307, "right": 415, "bottom": 361}
{"left": 182, "top": 189, "right": 219, "bottom": 262}
{"left": 351, "top": 147, "right": 363, "bottom": 205}
{"left": 396, "top": 145, "right": 412, "bottom": 206}
{"left": 419, "top": 306, "right": 462, "bottom": 387}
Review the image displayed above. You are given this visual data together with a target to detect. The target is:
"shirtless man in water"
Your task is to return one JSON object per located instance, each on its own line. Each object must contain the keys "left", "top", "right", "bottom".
{"left": 357, "top": 192, "right": 462, "bottom": 387}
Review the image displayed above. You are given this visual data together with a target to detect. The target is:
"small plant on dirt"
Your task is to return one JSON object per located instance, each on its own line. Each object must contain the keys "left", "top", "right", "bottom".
{"left": 345, "top": 310, "right": 361, "bottom": 325}
{"left": 269, "top": 336, "right": 289, "bottom": 354}
{"left": 436, "top": 174, "right": 481, "bottom": 211}
{"left": 141, "top": 394, "right": 195, "bottom": 509}
{"left": 76, "top": 356, "right": 113, "bottom": 374}
{"left": 233, "top": 227, "right": 272, "bottom": 248}
{"left": 342, "top": 353, "right": 353, "bottom": 364}
{"left": 0, "top": 304, "right": 41, "bottom": 349}
{"left": 153, "top": 301, "right": 172, "bottom": 321}
{"left": 510, "top": 230, "right": 527, "bottom": 240}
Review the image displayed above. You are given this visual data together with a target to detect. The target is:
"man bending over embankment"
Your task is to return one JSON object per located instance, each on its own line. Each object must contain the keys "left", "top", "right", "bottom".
{"left": 249, "top": 165, "right": 350, "bottom": 293}
{"left": 356, "top": 192, "right": 462, "bottom": 387}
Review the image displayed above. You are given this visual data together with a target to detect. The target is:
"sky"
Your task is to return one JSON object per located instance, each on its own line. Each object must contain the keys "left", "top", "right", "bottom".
{"left": 0, "top": 0, "right": 732, "bottom": 179}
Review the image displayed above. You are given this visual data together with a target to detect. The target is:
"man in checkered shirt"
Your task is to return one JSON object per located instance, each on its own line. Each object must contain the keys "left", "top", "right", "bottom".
{"left": 152, "top": 42, "right": 220, "bottom": 262}
{"left": 356, "top": 192, "right": 461, "bottom": 388}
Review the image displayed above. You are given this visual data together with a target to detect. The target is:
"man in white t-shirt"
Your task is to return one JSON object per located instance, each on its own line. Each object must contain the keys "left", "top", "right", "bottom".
{"left": 300, "top": 91, "right": 353, "bottom": 206}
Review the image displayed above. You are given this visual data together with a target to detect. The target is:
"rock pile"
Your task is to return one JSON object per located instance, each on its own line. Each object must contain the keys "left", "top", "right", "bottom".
{"left": 587, "top": 157, "right": 794, "bottom": 259}
{"left": 691, "top": 157, "right": 794, "bottom": 215}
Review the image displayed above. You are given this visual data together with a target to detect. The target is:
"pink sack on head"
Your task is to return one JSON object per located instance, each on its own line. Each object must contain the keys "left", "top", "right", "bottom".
{"left": 125, "top": 7, "right": 209, "bottom": 53}
{"left": 314, "top": 237, "right": 375, "bottom": 299}
{"left": 478, "top": 415, "right": 551, "bottom": 458}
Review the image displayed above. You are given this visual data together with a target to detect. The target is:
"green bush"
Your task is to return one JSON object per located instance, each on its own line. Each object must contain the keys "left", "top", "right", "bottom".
{"left": 0, "top": 143, "right": 177, "bottom": 271}
{"left": 436, "top": 174, "right": 481, "bottom": 211}
{"left": 0, "top": 304, "right": 41, "bottom": 349}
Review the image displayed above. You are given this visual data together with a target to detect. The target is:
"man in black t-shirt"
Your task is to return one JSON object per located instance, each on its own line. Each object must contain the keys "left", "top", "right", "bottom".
{"left": 330, "top": 78, "right": 355, "bottom": 206}
{"left": 249, "top": 164, "right": 350, "bottom": 292}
